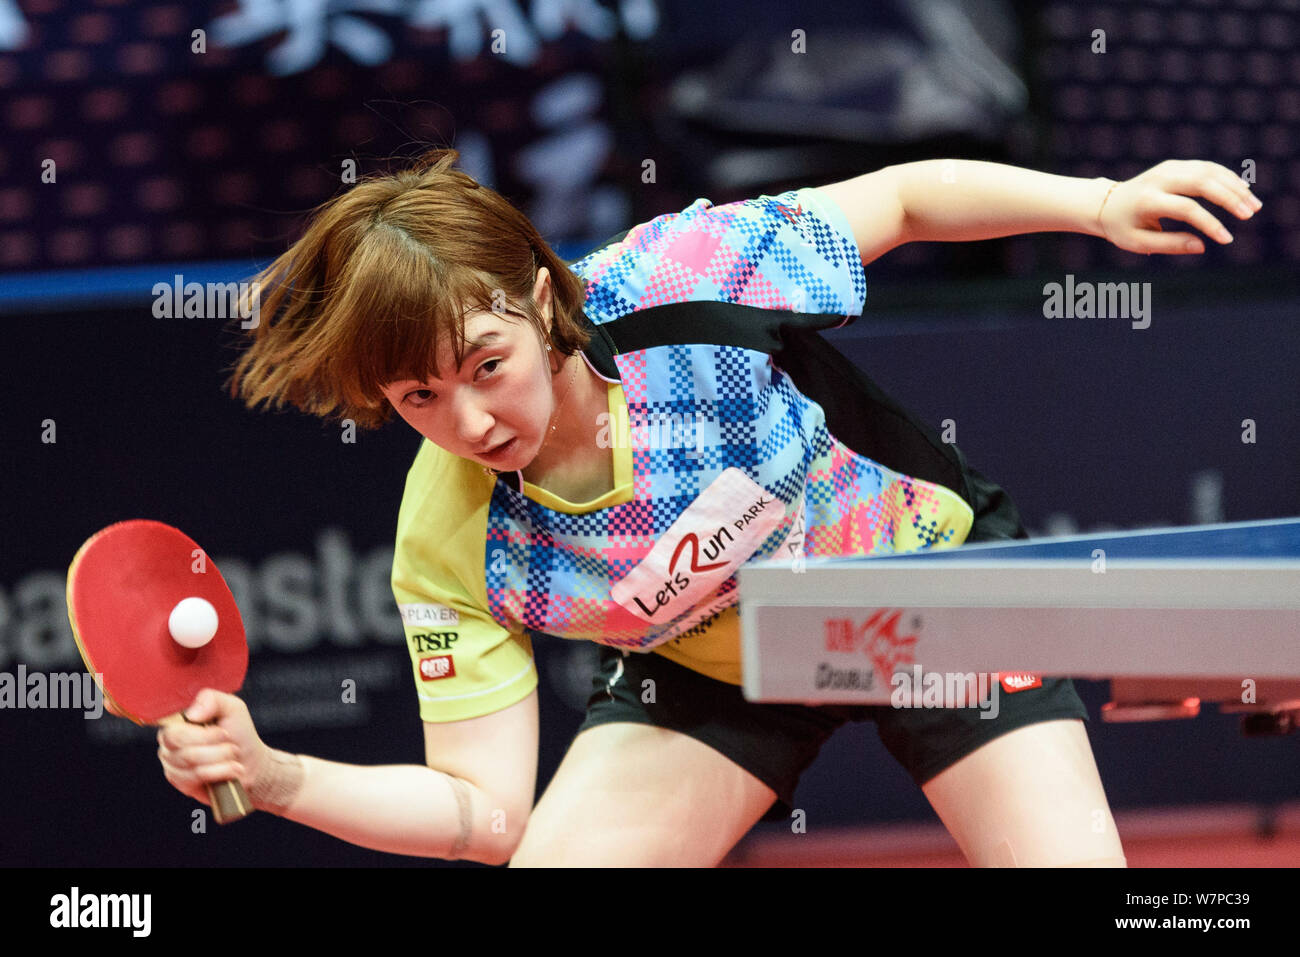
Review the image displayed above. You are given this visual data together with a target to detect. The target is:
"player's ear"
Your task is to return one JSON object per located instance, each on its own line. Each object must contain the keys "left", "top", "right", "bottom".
{"left": 532, "top": 266, "right": 552, "bottom": 317}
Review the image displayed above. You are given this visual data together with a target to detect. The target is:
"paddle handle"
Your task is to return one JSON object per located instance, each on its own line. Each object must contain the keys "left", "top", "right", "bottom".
{"left": 159, "top": 713, "right": 255, "bottom": 824}
{"left": 207, "top": 779, "right": 254, "bottom": 824}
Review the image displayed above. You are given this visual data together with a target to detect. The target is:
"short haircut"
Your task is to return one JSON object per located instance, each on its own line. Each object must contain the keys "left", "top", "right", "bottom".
{"left": 223, "top": 147, "right": 591, "bottom": 431}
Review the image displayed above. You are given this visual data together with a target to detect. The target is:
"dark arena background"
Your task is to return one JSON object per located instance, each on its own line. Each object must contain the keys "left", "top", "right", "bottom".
{"left": 2, "top": 0, "right": 1298, "bottom": 880}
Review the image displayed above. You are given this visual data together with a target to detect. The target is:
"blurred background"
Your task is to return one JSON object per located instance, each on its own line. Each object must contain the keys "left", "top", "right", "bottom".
{"left": 2, "top": 0, "right": 1298, "bottom": 867}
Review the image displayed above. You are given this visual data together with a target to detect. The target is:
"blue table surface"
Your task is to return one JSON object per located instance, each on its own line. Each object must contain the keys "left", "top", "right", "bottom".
{"left": 810, "top": 518, "right": 1300, "bottom": 563}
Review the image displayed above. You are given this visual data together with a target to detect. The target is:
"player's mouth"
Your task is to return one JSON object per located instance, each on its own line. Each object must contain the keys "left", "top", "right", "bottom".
{"left": 480, "top": 438, "right": 516, "bottom": 460}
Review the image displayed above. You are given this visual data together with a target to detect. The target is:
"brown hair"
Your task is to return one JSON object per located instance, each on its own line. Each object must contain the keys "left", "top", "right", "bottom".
{"left": 223, "top": 148, "right": 590, "bottom": 431}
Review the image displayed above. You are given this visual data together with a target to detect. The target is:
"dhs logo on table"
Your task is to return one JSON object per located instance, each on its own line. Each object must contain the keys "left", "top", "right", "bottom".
{"left": 823, "top": 608, "right": 921, "bottom": 677}
{"left": 814, "top": 662, "right": 875, "bottom": 690}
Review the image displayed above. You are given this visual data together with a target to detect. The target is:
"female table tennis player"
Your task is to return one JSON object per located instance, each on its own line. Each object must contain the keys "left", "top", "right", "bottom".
{"left": 156, "top": 150, "right": 1259, "bottom": 866}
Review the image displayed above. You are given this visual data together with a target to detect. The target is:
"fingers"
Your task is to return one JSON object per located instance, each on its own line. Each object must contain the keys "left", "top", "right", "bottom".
{"left": 1124, "top": 159, "right": 1263, "bottom": 255}
{"left": 1166, "top": 159, "right": 1261, "bottom": 216}
{"left": 158, "top": 694, "right": 256, "bottom": 800}
{"left": 158, "top": 724, "right": 247, "bottom": 797}
{"left": 159, "top": 740, "right": 246, "bottom": 783}
{"left": 158, "top": 718, "right": 230, "bottom": 751}
{"left": 1152, "top": 195, "right": 1231, "bottom": 249}
{"left": 182, "top": 686, "right": 228, "bottom": 723}
{"left": 1162, "top": 159, "right": 1261, "bottom": 226}
{"left": 1208, "top": 167, "right": 1262, "bottom": 217}
{"left": 180, "top": 689, "right": 256, "bottom": 745}
{"left": 1133, "top": 226, "right": 1206, "bottom": 257}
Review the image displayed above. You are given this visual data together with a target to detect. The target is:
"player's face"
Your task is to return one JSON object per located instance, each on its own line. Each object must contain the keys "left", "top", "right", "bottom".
{"left": 380, "top": 310, "right": 556, "bottom": 470}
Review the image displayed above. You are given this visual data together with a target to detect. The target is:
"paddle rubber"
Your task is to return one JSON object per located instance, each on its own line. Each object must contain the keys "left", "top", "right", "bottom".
{"left": 67, "top": 519, "right": 253, "bottom": 823}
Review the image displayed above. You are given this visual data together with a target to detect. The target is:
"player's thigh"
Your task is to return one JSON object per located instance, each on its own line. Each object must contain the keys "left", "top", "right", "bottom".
{"left": 510, "top": 721, "right": 776, "bottom": 867}
{"left": 921, "top": 718, "right": 1127, "bottom": 867}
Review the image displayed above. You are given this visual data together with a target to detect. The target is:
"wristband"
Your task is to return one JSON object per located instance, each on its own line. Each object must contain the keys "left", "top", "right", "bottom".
{"left": 249, "top": 749, "right": 304, "bottom": 815}
{"left": 447, "top": 775, "right": 474, "bottom": 859}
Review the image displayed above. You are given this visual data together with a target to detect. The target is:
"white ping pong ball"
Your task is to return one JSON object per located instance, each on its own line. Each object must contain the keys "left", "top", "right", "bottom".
{"left": 168, "top": 597, "right": 219, "bottom": 649}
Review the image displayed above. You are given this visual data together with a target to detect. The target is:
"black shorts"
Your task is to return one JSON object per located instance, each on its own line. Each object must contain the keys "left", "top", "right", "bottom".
{"left": 576, "top": 645, "right": 1089, "bottom": 822}
{"left": 577, "top": 453, "right": 1087, "bottom": 822}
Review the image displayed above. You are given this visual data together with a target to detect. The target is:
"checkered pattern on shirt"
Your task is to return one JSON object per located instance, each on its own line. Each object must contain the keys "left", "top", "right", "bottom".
{"left": 484, "top": 188, "right": 964, "bottom": 649}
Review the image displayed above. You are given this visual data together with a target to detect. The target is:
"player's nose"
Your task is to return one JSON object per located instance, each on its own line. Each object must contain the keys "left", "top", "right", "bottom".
{"left": 451, "top": 392, "right": 496, "bottom": 447}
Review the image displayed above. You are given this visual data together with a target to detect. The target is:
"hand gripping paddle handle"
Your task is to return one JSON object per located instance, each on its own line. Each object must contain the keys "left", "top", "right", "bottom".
{"left": 159, "top": 713, "right": 254, "bottom": 824}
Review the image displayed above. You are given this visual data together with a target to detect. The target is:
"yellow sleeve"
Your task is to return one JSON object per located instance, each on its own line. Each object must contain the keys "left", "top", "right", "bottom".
{"left": 391, "top": 440, "right": 538, "bottom": 722}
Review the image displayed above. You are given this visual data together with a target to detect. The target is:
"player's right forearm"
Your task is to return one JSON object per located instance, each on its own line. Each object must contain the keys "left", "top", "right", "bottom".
{"left": 248, "top": 749, "right": 515, "bottom": 865}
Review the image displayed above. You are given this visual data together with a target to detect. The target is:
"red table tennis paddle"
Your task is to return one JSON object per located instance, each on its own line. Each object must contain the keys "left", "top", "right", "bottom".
{"left": 66, "top": 519, "right": 253, "bottom": 824}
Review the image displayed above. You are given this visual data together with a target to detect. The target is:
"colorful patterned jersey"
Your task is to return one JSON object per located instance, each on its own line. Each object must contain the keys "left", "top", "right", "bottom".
{"left": 392, "top": 187, "right": 991, "bottom": 723}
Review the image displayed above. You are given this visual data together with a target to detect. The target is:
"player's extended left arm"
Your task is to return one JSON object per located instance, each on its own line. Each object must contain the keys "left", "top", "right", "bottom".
{"left": 818, "top": 159, "right": 1261, "bottom": 263}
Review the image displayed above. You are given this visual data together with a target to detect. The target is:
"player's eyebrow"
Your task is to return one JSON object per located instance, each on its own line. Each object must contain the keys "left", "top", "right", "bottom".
{"left": 398, "top": 328, "right": 510, "bottom": 388}
{"left": 415, "top": 331, "right": 504, "bottom": 384}
{"left": 456, "top": 331, "right": 503, "bottom": 371}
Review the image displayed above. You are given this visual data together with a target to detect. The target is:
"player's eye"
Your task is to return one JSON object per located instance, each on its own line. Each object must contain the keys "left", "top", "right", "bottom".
{"left": 403, "top": 359, "right": 502, "bottom": 408}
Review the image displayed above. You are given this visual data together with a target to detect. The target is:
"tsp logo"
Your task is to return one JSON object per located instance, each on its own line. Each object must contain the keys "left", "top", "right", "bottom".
{"left": 823, "top": 609, "right": 920, "bottom": 681}
{"left": 410, "top": 631, "right": 459, "bottom": 653}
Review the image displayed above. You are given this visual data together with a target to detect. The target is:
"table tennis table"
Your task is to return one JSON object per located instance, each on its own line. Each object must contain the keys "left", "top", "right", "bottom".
{"left": 738, "top": 517, "right": 1300, "bottom": 734}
